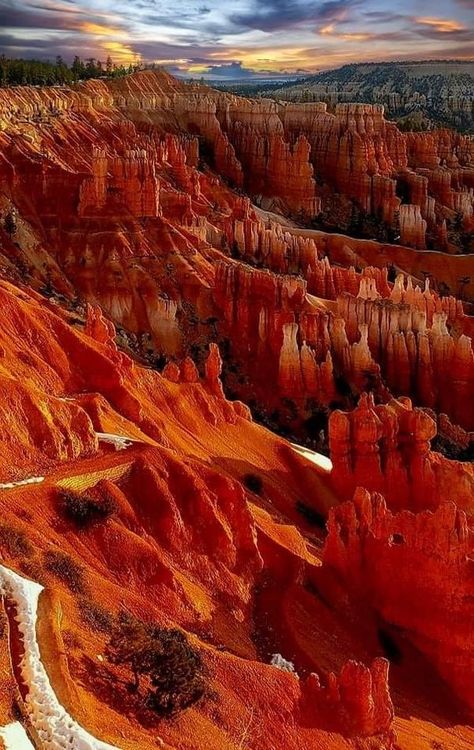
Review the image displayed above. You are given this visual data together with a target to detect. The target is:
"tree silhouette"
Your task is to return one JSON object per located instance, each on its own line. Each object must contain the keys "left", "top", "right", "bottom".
{"left": 106, "top": 612, "right": 206, "bottom": 716}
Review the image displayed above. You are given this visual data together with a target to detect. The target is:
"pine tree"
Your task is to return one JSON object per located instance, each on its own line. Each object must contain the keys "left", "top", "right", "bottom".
{"left": 106, "top": 612, "right": 205, "bottom": 715}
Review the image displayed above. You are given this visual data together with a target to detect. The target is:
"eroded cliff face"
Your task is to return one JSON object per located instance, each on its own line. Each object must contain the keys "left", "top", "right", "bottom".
{"left": 324, "top": 487, "right": 474, "bottom": 714}
{"left": 328, "top": 394, "right": 474, "bottom": 513}
{"left": 0, "top": 70, "right": 472, "bottom": 441}
{"left": 0, "top": 70, "right": 473, "bottom": 750}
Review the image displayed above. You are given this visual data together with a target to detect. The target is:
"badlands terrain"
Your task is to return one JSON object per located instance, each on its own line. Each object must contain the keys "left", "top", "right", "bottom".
{"left": 0, "top": 69, "right": 472, "bottom": 749}
{"left": 242, "top": 61, "right": 474, "bottom": 133}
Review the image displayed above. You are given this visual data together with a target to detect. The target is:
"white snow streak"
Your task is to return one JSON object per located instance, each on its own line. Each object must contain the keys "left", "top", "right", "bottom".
{"left": 0, "top": 477, "right": 44, "bottom": 491}
{"left": 290, "top": 443, "right": 333, "bottom": 472}
{"left": 270, "top": 653, "right": 298, "bottom": 675}
{"left": 95, "top": 433, "right": 134, "bottom": 451}
{"left": 0, "top": 565, "right": 120, "bottom": 749}
{"left": 0, "top": 722, "right": 34, "bottom": 749}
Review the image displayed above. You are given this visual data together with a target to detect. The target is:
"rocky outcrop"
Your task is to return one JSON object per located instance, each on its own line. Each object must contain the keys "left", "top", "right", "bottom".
{"left": 398, "top": 204, "right": 426, "bottom": 249}
{"left": 324, "top": 488, "right": 474, "bottom": 714}
{"left": 328, "top": 394, "right": 474, "bottom": 512}
{"left": 302, "top": 658, "right": 394, "bottom": 739}
{"left": 336, "top": 281, "right": 474, "bottom": 429}
{"left": 1, "top": 68, "right": 474, "bottom": 750}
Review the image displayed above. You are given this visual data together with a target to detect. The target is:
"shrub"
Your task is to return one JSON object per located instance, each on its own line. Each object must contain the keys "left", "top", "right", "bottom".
{"left": 79, "top": 598, "right": 114, "bottom": 634}
{"left": 58, "top": 489, "right": 117, "bottom": 529}
{"left": 107, "top": 612, "right": 206, "bottom": 716}
{"left": 44, "top": 550, "right": 86, "bottom": 594}
{"left": 241, "top": 473, "right": 263, "bottom": 496}
{"left": 3, "top": 211, "right": 17, "bottom": 237}
{"left": 0, "top": 522, "right": 33, "bottom": 558}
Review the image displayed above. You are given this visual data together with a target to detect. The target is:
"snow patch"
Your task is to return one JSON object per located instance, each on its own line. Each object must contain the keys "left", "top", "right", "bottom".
{"left": 0, "top": 722, "right": 34, "bottom": 749}
{"left": 0, "top": 565, "right": 120, "bottom": 749}
{"left": 0, "top": 477, "right": 44, "bottom": 491}
{"left": 290, "top": 443, "right": 333, "bottom": 472}
{"left": 271, "top": 653, "right": 298, "bottom": 675}
{"left": 96, "top": 433, "right": 134, "bottom": 451}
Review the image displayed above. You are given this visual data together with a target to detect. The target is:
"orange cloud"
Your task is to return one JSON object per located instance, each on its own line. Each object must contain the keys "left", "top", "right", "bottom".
{"left": 79, "top": 19, "right": 140, "bottom": 63}
{"left": 103, "top": 40, "right": 137, "bottom": 64}
{"left": 318, "top": 26, "right": 372, "bottom": 40}
{"left": 81, "top": 22, "right": 124, "bottom": 37}
{"left": 318, "top": 24, "right": 372, "bottom": 41}
{"left": 415, "top": 17, "right": 465, "bottom": 32}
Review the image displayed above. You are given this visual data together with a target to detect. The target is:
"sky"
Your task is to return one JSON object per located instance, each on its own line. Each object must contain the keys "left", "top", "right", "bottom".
{"left": 1, "top": 0, "right": 473, "bottom": 78}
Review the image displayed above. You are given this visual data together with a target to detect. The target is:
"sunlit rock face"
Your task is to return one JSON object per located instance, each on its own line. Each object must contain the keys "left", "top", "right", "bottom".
{"left": 324, "top": 488, "right": 474, "bottom": 715}
{"left": 0, "top": 69, "right": 472, "bottom": 750}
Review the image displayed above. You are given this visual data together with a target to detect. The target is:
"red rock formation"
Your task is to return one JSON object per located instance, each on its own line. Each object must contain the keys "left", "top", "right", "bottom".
{"left": 399, "top": 204, "right": 427, "bottom": 249}
{"left": 328, "top": 394, "right": 474, "bottom": 512}
{"left": 324, "top": 488, "right": 474, "bottom": 714}
{"left": 84, "top": 303, "right": 132, "bottom": 370}
{"left": 302, "top": 658, "right": 394, "bottom": 739}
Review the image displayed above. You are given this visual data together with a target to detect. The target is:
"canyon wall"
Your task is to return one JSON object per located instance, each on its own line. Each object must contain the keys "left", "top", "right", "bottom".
{"left": 324, "top": 487, "right": 474, "bottom": 714}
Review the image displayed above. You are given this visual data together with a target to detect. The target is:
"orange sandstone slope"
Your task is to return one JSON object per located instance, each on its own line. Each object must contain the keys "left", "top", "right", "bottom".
{"left": 0, "top": 277, "right": 471, "bottom": 749}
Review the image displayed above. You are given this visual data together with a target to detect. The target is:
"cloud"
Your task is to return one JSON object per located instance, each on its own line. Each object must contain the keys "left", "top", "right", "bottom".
{"left": 316, "top": 12, "right": 472, "bottom": 43}
{"left": 0, "top": 0, "right": 126, "bottom": 33}
{"left": 362, "top": 11, "right": 409, "bottom": 23}
{"left": 0, "top": 5, "right": 81, "bottom": 30}
{"left": 413, "top": 16, "right": 472, "bottom": 40}
{"left": 415, "top": 16, "right": 466, "bottom": 32}
{"left": 189, "top": 60, "right": 273, "bottom": 78}
{"left": 231, "top": 0, "right": 359, "bottom": 33}
{"left": 1, "top": 0, "right": 472, "bottom": 76}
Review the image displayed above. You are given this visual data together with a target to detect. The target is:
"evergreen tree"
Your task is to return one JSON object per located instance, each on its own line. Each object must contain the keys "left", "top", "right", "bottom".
{"left": 0, "top": 54, "right": 133, "bottom": 87}
{"left": 106, "top": 612, "right": 205, "bottom": 715}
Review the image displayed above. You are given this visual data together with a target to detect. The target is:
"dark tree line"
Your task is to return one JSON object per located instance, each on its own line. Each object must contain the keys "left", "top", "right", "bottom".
{"left": 0, "top": 54, "right": 142, "bottom": 87}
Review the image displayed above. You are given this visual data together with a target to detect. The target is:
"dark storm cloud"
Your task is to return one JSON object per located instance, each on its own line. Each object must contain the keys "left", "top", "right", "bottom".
{"left": 231, "top": 0, "right": 359, "bottom": 33}
{"left": 28, "top": 2, "right": 80, "bottom": 13}
{"left": 131, "top": 38, "right": 218, "bottom": 59}
{"left": 0, "top": 5, "right": 80, "bottom": 29}
{"left": 0, "top": 30, "right": 100, "bottom": 58}
{"left": 0, "top": 0, "right": 126, "bottom": 31}
{"left": 0, "top": 33, "right": 55, "bottom": 48}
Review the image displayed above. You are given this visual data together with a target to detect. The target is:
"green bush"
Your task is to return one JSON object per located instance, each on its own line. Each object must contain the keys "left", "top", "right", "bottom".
{"left": 58, "top": 489, "right": 117, "bottom": 529}
{"left": 107, "top": 612, "right": 206, "bottom": 716}
{"left": 0, "top": 522, "right": 33, "bottom": 558}
{"left": 44, "top": 550, "right": 86, "bottom": 594}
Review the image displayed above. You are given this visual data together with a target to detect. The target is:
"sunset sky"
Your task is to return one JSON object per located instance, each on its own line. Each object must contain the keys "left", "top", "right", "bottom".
{"left": 1, "top": 0, "right": 473, "bottom": 78}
